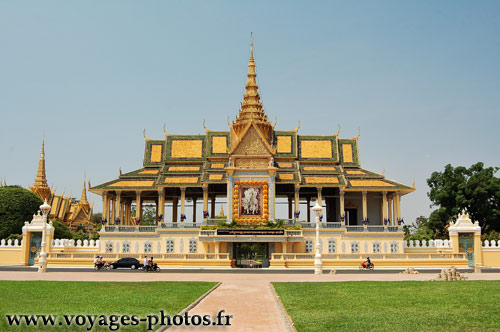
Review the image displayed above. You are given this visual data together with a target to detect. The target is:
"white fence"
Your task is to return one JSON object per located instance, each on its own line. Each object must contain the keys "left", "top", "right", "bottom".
{"left": 483, "top": 240, "right": 500, "bottom": 248}
{"left": 51, "top": 239, "right": 99, "bottom": 248}
{"left": 403, "top": 239, "right": 451, "bottom": 249}
{"left": 0, "top": 239, "right": 22, "bottom": 247}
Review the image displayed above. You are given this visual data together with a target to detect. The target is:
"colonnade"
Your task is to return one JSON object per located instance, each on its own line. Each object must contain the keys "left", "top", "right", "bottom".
{"left": 101, "top": 186, "right": 403, "bottom": 226}
{"left": 101, "top": 186, "right": 219, "bottom": 225}
{"left": 285, "top": 186, "right": 403, "bottom": 225}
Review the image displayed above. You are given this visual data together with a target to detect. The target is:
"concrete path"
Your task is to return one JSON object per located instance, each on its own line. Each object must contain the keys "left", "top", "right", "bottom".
{"left": 168, "top": 280, "right": 289, "bottom": 332}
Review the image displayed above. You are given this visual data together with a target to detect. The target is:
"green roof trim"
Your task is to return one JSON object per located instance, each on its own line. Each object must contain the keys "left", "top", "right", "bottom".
{"left": 338, "top": 139, "right": 360, "bottom": 166}
{"left": 165, "top": 135, "right": 206, "bottom": 162}
{"left": 206, "top": 131, "right": 230, "bottom": 157}
{"left": 274, "top": 131, "right": 298, "bottom": 158}
{"left": 143, "top": 140, "right": 166, "bottom": 167}
{"left": 298, "top": 135, "right": 339, "bottom": 162}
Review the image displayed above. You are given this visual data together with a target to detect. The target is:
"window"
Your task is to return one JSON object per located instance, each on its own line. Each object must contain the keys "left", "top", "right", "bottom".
{"left": 144, "top": 241, "right": 152, "bottom": 253}
{"left": 166, "top": 239, "right": 174, "bottom": 253}
{"left": 373, "top": 242, "right": 380, "bottom": 253}
{"left": 122, "top": 241, "right": 130, "bottom": 253}
{"left": 305, "top": 239, "right": 313, "bottom": 253}
{"left": 105, "top": 241, "right": 113, "bottom": 253}
{"left": 189, "top": 239, "right": 197, "bottom": 253}
{"left": 328, "top": 239, "right": 336, "bottom": 253}
{"left": 351, "top": 241, "right": 359, "bottom": 253}
{"left": 390, "top": 242, "right": 399, "bottom": 253}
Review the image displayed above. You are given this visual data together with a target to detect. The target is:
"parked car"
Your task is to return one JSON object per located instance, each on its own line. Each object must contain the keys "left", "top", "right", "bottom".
{"left": 107, "top": 257, "right": 143, "bottom": 270}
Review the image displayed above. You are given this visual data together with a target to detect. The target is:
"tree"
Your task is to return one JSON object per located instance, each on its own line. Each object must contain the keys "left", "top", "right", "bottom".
{"left": 404, "top": 216, "right": 436, "bottom": 241}
{"left": 0, "top": 186, "right": 43, "bottom": 239}
{"left": 52, "top": 220, "right": 73, "bottom": 239}
{"left": 90, "top": 212, "right": 102, "bottom": 225}
{"left": 131, "top": 205, "right": 156, "bottom": 225}
{"left": 427, "top": 162, "right": 500, "bottom": 237}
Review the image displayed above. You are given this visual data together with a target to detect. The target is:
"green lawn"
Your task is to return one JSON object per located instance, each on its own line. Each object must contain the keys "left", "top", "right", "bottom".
{"left": 273, "top": 281, "right": 500, "bottom": 332}
{"left": 0, "top": 281, "right": 216, "bottom": 331}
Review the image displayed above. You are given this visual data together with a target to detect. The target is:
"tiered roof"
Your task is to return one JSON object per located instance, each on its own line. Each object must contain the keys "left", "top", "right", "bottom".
{"left": 91, "top": 40, "right": 413, "bottom": 194}
{"left": 91, "top": 129, "right": 413, "bottom": 193}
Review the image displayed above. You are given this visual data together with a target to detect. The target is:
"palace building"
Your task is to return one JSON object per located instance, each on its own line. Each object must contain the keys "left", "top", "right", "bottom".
{"left": 86, "top": 41, "right": 420, "bottom": 268}
{"left": 30, "top": 140, "right": 94, "bottom": 232}
{"left": 5, "top": 41, "right": 494, "bottom": 271}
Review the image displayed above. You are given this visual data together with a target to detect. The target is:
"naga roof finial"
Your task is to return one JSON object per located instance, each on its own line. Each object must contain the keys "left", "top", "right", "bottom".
{"left": 293, "top": 120, "right": 301, "bottom": 132}
{"left": 203, "top": 119, "right": 212, "bottom": 132}
{"left": 335, "top": 124, "right": 341, "bottom": 136}
{"left": 355, "top": 127, "right": 361, "bottom": 139}
{"left": 163, "top": 124, "right": 171, "bottom": 137}
{"left": 143, "top": 129, "right": 150, "bottom": 141}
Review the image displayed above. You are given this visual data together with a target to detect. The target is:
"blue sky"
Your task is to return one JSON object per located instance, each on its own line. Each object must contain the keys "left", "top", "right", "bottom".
{"left": 1, "top": 1, "right": 499, "bottom": 224}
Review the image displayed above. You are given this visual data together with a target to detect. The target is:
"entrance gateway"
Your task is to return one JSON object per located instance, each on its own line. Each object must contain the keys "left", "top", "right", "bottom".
{"left": 208, "top": 228, "right": 294, "bottom": 268}
{"left": 233, "top": 243, "right": 270, "bottom": 268}
{"left": 28, "top": 232, "right": 42, "bottom": 266}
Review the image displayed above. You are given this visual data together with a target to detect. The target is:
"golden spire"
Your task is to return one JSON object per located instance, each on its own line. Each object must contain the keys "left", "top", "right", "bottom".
{"left": 80, "top": 176, "right": 88, "bottom": 205}
{"left": 30, "top": 138, "right": 51, "bottom": 201}
{"left": 232, "top": 34, "right": 273, "bottom": 141}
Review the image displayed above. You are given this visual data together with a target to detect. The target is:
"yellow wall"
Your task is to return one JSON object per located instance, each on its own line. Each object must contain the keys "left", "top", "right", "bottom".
{"left": 0, "top": 248, "right": 24, "bottom": 265}
{"left": 482, "top": 249, "right": 500, "bottom": 267}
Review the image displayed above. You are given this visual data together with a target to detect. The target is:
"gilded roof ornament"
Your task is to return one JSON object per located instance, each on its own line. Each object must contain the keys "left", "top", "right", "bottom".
{"left": 143, "top": 129, "right": 150, "bottom": 141}
{"left": 412, "top": 179, "right": 415, "bottom": 189}
{"left": 163, "top": 124, "right": 171, "bottom": 137}
{"left": 334, "top": 124, "right": 341, "bottom": 136}
{"left": 293, "top": 120, "right": 301, "bottom": 133}
{"left": 203, "top": 120, "right": 212, "bottom": 132}
{"left": 355, "top": 127, "right": 361, "bottom": 140}
{"left": 80, "top": 175, "right": 88, "bottom": 204}
{"left": 231, "top": 35, "right": 273, "bottom": 144}
{"left": 30, "top": 138, "right": 52, "bottom": 201}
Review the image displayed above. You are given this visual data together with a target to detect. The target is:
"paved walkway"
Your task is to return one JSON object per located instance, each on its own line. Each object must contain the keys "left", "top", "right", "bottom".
{"left": 1, "top": 271, "right": 499, "bottom": 331}
{"left": 168, "top": 280, "right": 289, "bottom": 332}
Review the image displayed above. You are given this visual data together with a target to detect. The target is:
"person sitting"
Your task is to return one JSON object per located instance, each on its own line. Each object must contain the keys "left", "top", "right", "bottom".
{"left": 98, "top": 256, "right": 105, "bottom": 269}
{"left": 93, "top": 255, "right": 99, "bottom": 268}
{"left": 149, "top": 257, "right": 155, "bottom": 270}
{"left": 362, "top": 257, "right": 371, "bottom": 269}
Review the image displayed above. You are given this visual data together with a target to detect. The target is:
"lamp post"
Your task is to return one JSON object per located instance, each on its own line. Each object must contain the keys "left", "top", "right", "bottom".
{"left": 312, "top": 201, "right": 323, "bottom": 275}
{"left": 38, "top": 199, "right": 51, "bottom": 273}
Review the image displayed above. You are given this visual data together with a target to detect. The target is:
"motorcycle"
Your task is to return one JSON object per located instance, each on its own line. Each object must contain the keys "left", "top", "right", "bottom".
{"left": 359, "top": 262, "right": 374, "bottom": 270}
{"left": 142, "top": 264, "right": 161, "bottom": 272}
{"left": 94, "top": 262, "right": 107, "bottom": 271}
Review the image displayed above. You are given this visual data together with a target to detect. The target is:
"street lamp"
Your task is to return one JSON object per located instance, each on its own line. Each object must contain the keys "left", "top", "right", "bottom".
{"left": 312, "top": 201, "right": 323, "bottom": 275}
{"left": 38, "top": 199, "right": 51, "bottom": 273}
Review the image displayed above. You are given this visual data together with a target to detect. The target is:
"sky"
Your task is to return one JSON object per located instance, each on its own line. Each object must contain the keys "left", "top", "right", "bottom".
{"left": 1, "top": 1, "right": 499, "bottom": 225}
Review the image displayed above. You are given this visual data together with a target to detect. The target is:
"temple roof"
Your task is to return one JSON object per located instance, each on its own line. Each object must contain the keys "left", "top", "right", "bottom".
{"left": 30, "top": 139, "right": 52, "bottom": 201}
{"left": 90, "top": 41, "right": 413, "bottom": 195}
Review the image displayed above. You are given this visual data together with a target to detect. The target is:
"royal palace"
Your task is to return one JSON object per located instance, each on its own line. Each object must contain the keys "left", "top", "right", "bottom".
{"left": 2, "top": 42, "right": 499, "bottom": 270}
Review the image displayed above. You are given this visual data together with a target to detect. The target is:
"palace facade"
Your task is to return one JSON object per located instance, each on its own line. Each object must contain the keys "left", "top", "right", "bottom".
{"left": 3, "top": 42, "right": 496, "bottom": 271}
{"left": 84, "top": 42, "right": 426, "bottom": 268}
